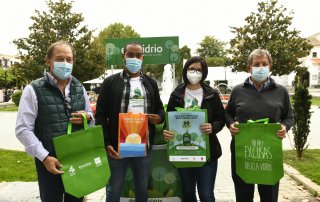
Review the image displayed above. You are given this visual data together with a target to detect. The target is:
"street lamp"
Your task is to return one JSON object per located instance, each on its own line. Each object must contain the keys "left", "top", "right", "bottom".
{"left": 3, "top": 63, "right": 8, "bottom": 102}
{"left": 224, "top": 66, "right": 227, "bottom": 94}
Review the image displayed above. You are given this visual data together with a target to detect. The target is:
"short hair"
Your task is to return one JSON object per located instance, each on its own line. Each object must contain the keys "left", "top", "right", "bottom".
{"left": 123, "top": 41, "right": 143, "bottom": 54}
{"left": 247, "top": 49, "right": 272, "bottom": 66}
{"left": 45, "top": 40, "right": 75, "bottom": 61}
{"left": 182, "top": 56, "right": 208, "bottom": 84}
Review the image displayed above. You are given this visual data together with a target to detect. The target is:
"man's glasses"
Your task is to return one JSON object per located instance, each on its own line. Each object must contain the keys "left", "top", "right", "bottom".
{"left": 188, "top": 68, "right": 202, "bottom": 74}
{"left": 64, "top": 96, "right": 72, "bottom": 117}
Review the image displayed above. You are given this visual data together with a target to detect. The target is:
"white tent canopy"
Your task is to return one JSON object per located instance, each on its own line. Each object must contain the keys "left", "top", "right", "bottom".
{"left": 83, "top": 69, "right": 123, "bottom": 84}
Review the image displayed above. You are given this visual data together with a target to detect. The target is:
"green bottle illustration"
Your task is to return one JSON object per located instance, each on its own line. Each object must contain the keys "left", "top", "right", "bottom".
{"left": 183, "top": 130, "right": 191, "bottom": 146}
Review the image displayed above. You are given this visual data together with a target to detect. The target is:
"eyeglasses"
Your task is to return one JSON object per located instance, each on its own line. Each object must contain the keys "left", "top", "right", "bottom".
{"left": 188, "top": 69, "right": 202, "bottom": 74}
{"left": 64, "top": 96, "right": 72, "bottom": 117}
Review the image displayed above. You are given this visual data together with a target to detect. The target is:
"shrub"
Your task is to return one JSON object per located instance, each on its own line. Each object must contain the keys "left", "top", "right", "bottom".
{"left": 11, "top": 90, "right": 23, "bottom": 106}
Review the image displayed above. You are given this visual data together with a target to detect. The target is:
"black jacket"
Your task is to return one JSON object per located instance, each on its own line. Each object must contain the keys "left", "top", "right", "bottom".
{"left": 166, "top": 83, "right": 225, "bottom": 159}
{"left": 95, "top": 71, "right": 165, "bottom": 150}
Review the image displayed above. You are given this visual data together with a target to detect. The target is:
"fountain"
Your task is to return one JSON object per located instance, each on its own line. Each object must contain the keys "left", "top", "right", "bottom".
{"left": 160, "top": 64, "right": 174, "bottom": 104}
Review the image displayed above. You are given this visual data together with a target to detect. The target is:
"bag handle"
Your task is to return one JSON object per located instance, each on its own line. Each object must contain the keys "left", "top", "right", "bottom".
{"left": 247, "top": 118, "right": 269, "bottom": 124}
{"left": 175, "top": 105, "right": 201, "bottom": 111}
{"left": 67, "top": 113, "right": 89, "bottom": 134}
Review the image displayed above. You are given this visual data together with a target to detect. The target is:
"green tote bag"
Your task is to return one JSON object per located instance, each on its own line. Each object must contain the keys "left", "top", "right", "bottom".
{"left": 53, "top": 114, "right": 110, "bottom": 198}
{"left": 235, "top": 118, "right": 283, "bottom": 185}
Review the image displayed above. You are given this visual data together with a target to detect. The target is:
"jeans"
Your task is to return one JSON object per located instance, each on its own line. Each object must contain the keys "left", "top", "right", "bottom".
{"left": 35, "top": 159, "right": 83, "bottom": 202}
{"left": 230, "top": 140, "right": 279, "bottom": 202}
{"left": 106, "top": 149, "right": 153, "bottom": 202}
{"left": 178, "top": 159, "right": 218, "bottom": 202}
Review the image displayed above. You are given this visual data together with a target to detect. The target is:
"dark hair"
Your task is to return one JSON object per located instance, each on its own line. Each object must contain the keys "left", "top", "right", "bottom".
{"left": 45, "top": 40, "right": 75, "bottom": 61}
{"left": 123, "top": 41, "right": 143, "bottom": 54}
{"left": 182, "top": 56, "right": 208, "bottom": 84}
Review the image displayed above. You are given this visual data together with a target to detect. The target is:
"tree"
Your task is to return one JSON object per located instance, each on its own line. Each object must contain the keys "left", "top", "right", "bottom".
{"left": 196, "top": 36, "right": 227, "bottom": 66}
{"left": 175, "top": 45, "right": 191, "bottom": 83}
{"left": 196, "top": 36, "right": 226, "bottom": 58}
{"left": 91, "top": 22, "right": 140, "bottom": 72}
{"left": 292, "top": 80, "right": 311, "bottom": 159}
{"left": 13, "top": 0, "right": 104, "bottom": 83}
{"left": 228, "top": 0, "right": 312, "bottom": 75}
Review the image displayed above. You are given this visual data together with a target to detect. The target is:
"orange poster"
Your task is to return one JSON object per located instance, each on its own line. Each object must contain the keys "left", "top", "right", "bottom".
{"left": 118, "top": 113, "right": 148, "bottom": 158}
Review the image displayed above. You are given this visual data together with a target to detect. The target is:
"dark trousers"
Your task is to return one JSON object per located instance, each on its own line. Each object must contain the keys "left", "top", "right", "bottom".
{"left": 35, "top": 159, "right": 83, "bottom": 202}
{"left": 178, "top": 159, "right": 218, "bottom": 202}
{"left": 230, "top": 140, "right": 279, "bottom": 202}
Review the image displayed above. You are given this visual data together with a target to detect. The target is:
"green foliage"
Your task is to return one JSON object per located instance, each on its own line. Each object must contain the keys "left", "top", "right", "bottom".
{"left": 175, "top": 45, "right": 191, "bottom": 83}
{"left": 0, "top": 66, "right": 15, "bottom": 88}
{"left": 11, "top": 90, "right": 23, "bottom": 106}
{"left": 92, "top": 22, "right": 140, "bottom": 71}
{"left": 205, "top": 57, "right": 227, "bottom": 66}
{"left": 292, "top": 80, "right": 312, "bottom": 158}
{"left": 228, "top": 0, "right": 312, "bottom": 75}
{"left": 284, "top": 149, "right": 320, "bottom": 185}
{"left": 13, "top": 0, "right": 104, "bottom": 83}
{"left": 196, "top": 35, "right": 227, "bottom": 58}
{"left": 0, "top": 149, "right": 37, "bottom": 181}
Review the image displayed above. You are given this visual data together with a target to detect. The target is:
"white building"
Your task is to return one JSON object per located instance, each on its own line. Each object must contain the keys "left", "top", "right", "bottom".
{"left": 0, "top": 54, "right": 20, "bottom": 68}
{"left": 301, "top": 33, "right": 320, "bottom": 87}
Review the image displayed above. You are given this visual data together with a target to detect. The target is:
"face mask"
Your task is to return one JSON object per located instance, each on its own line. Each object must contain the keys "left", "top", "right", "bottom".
{"left": 53, "top": 61, "right": 73, "bottom": 80}
{"left": 187, "top": 70, "right": 202, "bottom": 84}
{"left": 251, "top": 66, "right": 270, "bottom": 82}
{"left": 125, "top": 58, "right": 142, "bottom": 74}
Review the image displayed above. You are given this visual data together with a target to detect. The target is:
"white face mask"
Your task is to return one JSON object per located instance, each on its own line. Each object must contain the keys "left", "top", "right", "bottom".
{"left": 187, "top": 70, "right": 202, "bottom": 84}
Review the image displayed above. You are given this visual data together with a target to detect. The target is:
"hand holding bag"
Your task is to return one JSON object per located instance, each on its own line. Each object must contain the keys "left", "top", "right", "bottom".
{"left": 53, "top": 114, "right": 110, "bottom": 198}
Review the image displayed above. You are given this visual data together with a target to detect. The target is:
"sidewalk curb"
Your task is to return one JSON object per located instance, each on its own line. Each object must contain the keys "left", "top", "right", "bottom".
{"left": 284, "top": 163, "right": 320, "bottom": 196}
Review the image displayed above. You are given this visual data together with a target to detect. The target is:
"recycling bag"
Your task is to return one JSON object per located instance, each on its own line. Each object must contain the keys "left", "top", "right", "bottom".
{"left": 53, "top": 114, "right": 110, "bottom": 198}
{"left": 166, "top": 107, "right": 209, "bottom": 168}
{"left": 235, "top": 118, "right": 283, "bottom": 185}
{"left": 118, "top": 113, "right": 148, "bottom": 158}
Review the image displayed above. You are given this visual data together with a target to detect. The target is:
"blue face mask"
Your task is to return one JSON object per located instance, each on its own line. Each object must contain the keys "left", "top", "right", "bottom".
{"left": 53, "top": 61, "right": 73, "bottom": 80}
{"left": 251, "top": 66, "right": 270, "bottom": 82}
{"left": 125, "top": 58, "right": 142, "bottom": 74}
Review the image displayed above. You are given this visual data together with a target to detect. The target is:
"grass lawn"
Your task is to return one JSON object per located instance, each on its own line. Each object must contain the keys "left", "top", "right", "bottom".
{"left": 0, "top": 149, "right": 37, "bottom": 181}
{"left": 0, "top": 105, "right": 18, "bottom": 111}
{"left": 283, "top": 149, "right": 320, "bottom": 185}
{"left": 311, "top": 97, "right": 320, "bottom": 106}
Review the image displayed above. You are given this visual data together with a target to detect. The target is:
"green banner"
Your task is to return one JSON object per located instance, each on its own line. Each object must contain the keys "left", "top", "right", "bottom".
{"left": 120, "top": 145, "right": 182, "bottom": 201}
{"left": 235, "top": 122, "right": 283, "bottom": 185}
{"left": 105, "top": 36, "right": 179, "bottom": 65}
{"left": 166, "top": 109, "right": 209, "bottom": 168}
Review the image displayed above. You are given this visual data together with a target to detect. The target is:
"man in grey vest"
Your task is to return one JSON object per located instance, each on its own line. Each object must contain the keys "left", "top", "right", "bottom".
{"left": 16, "top": 41, "right": 93, "bottom": 202}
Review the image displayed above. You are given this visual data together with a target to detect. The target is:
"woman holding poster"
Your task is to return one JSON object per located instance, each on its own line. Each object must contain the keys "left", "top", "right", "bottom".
{"left": 225, "top": 49, "right": 294, "bottom": 202}
{"left": 163, "top": 56, "right": 225, "bottom": 202}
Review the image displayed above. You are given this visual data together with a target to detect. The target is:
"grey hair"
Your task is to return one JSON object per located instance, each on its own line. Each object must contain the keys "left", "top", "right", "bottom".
{"left": 247, "top": 49, "right": 272, "bottom": 66}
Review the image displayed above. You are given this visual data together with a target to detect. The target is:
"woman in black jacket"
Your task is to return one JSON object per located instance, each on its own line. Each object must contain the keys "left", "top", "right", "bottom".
{"left": 163, "top": 56, "right": 225, "bottom": 202}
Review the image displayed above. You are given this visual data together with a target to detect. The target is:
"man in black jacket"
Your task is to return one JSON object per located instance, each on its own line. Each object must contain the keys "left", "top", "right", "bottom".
{"left": 95, "top": 41, "right": 165, "bottom": 202}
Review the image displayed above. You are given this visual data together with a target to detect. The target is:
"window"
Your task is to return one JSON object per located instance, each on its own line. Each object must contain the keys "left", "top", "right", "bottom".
{"left": 312, "top": 52, "right": 317, "bottom": 58}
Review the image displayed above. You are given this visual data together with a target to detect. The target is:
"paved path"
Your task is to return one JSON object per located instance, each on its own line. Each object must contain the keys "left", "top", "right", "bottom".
{"left": 1, "top": 107, "right": 320, "bottom": 201}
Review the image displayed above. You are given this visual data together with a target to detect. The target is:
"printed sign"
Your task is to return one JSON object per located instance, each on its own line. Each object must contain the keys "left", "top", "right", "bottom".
{"left": 166, "top": 110, "right": 209, "bottom": 168}
{"left": 235, "top": 123, "right": 283, "bottom": 185}
{"left": 105, "top": 36, "right": 179, "bottom": 65}
{"left": 118, "top": 113, "right": 148, "bottom": 158}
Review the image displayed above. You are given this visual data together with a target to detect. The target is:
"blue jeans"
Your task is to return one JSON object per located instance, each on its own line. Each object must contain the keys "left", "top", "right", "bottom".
{"left": 178, "top": 159, "right": 218, "bottom": 202}
{"left": 106, "top": 150, "right": 153, "bottom": 202}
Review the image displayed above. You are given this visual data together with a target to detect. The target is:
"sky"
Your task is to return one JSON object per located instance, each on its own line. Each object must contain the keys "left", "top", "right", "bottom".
{"left": 1, "top": 0, "right": 319, "bottom": 55}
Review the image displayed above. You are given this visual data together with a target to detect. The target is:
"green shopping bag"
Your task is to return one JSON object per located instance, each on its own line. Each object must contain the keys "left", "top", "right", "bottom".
{"left": 235, "top": 118, "right": 283, "bottom": 185}
{"left": 53, "top": 114, "right": 110, "bottom": 198}
{"left": 166, "top": 106, "right": 210, "bottom": 168}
